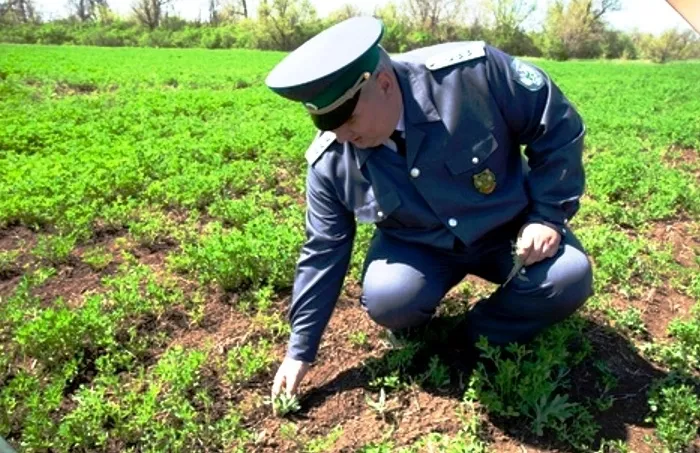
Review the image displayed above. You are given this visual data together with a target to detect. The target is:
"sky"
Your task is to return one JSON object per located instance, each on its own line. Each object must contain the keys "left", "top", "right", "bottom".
{"left": 34, "top": 0, "right": 695, "bottom": 35}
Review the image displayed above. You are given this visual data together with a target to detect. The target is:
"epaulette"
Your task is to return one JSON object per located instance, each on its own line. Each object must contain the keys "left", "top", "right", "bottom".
{"left": 425, "top": 41, "right": 486, "bottom": 71}
{"left": 305, "top": 131, "right": 337, "bottom": 166}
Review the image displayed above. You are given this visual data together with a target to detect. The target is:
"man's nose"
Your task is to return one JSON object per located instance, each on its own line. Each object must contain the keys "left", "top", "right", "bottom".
{"left": 333, "top": 126, "right": 353, "bottom": 144}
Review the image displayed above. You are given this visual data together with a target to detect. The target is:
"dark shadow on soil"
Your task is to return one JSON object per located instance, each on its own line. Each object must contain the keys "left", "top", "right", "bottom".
{"left": 299, "top": 314, "right": 672, "bottom": 451}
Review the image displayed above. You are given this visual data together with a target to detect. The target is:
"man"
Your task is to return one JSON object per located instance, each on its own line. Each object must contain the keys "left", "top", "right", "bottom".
{"left": 265, "top": 17, "right": 593, "bottom": 399}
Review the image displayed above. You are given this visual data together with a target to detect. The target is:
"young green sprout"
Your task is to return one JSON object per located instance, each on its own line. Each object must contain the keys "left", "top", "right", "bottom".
{"left": 266, "top": 393, "right": 302, "bottom": 417}
{"left": 503, "top": 239, "right": 526, "bottom": 287}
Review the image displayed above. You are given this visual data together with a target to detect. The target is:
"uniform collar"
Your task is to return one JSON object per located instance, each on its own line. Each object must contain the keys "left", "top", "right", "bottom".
{"left": 354, "top": 60, "right": 441, "bottom": 168}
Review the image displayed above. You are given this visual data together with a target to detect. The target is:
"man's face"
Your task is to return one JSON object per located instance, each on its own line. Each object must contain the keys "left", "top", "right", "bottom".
{"left": 331, "top": 71, "right": 400, "bottom": 149}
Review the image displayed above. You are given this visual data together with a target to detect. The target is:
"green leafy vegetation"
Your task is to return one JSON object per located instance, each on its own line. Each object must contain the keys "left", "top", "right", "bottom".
{"left": 0, "top": 44, "right": 698, "bottom": 451}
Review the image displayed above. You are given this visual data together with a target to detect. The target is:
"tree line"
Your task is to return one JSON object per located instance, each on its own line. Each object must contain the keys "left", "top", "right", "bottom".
{"left": 1, "top": 0, "right": 698, "bottom": 63}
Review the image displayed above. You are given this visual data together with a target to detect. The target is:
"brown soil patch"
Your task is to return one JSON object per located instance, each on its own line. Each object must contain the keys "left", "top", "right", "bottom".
{"left": 245, "top": 294, "right": 471, "bottom": 451}
{"left": 605, "top": 287, "right": 696, "bottom": 341}
{"left": 649, "top": 220, "right": 700, "bottom": 268}
{"left": 0, "top": 225, "right": 38, "bottom": 276}
{"left": 0, "top": 225, "right": 37, "bottom": 252}
{"left": 31, "top": 262, "right": 102, "bottom": 308}
{"left": 0, "top": 274, "right": 22, "bottom": 301}
{"left": 666, "top": 145, "right": 700, "bottom": 184}
{"left": 0, "top": 226, "right": 39, "bottom": 298}
{"left": 53, "top": 81, "right": 98, "bottom": 96}
{"left": 170, "top": 298, "right": 255, "bottom": 353}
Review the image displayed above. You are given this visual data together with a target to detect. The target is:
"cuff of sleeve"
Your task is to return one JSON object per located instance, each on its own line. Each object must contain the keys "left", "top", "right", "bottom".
{"left": 526, "top": 206, "right": 569, "bottom": 235}
{"left": 286, "top": 332, "right": 321, "bottom": 363}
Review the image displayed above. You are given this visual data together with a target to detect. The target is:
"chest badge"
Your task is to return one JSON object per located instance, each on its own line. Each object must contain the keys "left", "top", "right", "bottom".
{"left": 473, "top": 169, "right": 496, "bottom": 194}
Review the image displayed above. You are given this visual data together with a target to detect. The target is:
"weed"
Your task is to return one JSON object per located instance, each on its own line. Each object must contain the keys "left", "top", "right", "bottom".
{"left": 266, "top": 393, "right": 301, "bottom": 417}
{"left": 465, "top": 318, "right": 598, "bottom": 450}
{"left": 421, "top": 355, "right": 451, "bottom": 389}
{"left": 366, "top": 388, "right": 395, "bottom": 422}
{"left": 596, "top": 438, "right": 629, "bottom": 453}
{"left": 365, "top": 339, "right": 420, "bottom": 391}
{"left": 646, "top": 376, "right": 700, "bottom": 452}
{"left": 349, "top": 330, "right": 369, "bottom": 349}
{"left": 592, "top": 360, "right": 618, "bottom": 412}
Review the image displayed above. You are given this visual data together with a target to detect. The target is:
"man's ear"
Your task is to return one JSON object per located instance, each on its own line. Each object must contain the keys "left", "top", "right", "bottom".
{"left": 376, "top": 71, "right": 393, "bottom": 97}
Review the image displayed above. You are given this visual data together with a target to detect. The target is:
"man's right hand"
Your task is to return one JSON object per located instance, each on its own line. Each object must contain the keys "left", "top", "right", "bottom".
{"left": 271, "top": 356, "right": 310, "bottom": 401}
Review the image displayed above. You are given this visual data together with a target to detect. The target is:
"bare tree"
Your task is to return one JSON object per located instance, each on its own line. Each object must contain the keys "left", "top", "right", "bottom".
{"left": 68, "top": 0, "right": 108, "bottom": 22}
{"left": 485, "top": 0, "right": 534, "bottom": 31}
{"left": 219, "top": 0, "right": 248, "bottom": 21}
{"left": 327, "top": 3, "right": 362, "bottom": 22}
{"left": 131, "top": 0, "right": 172, "bottom": 29}
{"left": 0, "top": 0, "right": 38, "bottom": 23}
{"left": 258, "top": 0, "right": 319, "bottom": 50}
{"left": 589, "top": 0, "right": 620, "bottom": 21}
{"left": 407, "top": 0, "right": 465, "bottom": 34}
{"left": 209, "top": 0, "right": 219, "bottom": 23}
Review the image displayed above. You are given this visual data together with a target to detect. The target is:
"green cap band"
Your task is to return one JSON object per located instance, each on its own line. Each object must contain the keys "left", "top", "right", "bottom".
{"left": 304, "top": 45, "right": 380, "bottom": 111}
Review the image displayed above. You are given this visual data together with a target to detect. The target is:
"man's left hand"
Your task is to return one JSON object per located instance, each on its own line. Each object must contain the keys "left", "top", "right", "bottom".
{"left": 516, "top": 223, "right": 561, "bottom": 266}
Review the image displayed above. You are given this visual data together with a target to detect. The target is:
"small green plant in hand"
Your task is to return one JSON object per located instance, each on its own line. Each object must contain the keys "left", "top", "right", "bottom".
{"left": 503, "top": 239, "right": 527, "bottom": 287}
{"left": 266, "top": 393, "right": 301, "bottom": 417}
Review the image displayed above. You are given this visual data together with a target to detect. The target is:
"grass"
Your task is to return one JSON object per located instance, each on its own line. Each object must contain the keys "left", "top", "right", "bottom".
{"left": 0, "top": 44, "right": 699, "bottom": 451}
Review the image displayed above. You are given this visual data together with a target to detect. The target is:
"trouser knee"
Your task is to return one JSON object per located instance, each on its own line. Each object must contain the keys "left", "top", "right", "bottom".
{"left": 361, "top": 290, "right": 434, "bottom": 331}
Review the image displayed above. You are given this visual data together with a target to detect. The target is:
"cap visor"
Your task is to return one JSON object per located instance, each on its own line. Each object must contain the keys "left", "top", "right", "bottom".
{"left": 310, "top": 90, "right": 361, "bottom": 131}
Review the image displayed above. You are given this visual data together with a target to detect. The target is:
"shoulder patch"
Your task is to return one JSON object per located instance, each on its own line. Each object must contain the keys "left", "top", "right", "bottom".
{"left": 305, "top": 131, "right": 337, "bottom": 166}
{"left": 510, "top": 58, "right": 545, "bottom": 92}
{"left": 425, "top": 42, "right": 486, "bottom": 71}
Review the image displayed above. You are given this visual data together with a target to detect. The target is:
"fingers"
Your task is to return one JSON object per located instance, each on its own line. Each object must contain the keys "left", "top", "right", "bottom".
{"left": 272, "top": 367, "right": 285, "bottom": 398}
{"left": 517, "top": 224, "right": 562, "bottom": 266}
{"left": 525, "top": 233, "right": 547, "bottom": 266}
{"left": 272, "top": 359, "right": 309, "bottom": 401}
{"left": 516, "top": 232, "right": 534, "bottom": 264}
{"left": 285, "top": 372, "right": 297, "bottom": 397}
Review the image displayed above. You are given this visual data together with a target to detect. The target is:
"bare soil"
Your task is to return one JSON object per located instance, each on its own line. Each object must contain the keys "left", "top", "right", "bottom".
{"left": 1, "top": 218, "right": 698, "bottom": 452}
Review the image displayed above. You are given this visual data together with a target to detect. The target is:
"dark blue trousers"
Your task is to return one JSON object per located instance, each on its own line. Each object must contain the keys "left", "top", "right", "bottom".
{"left": 360, "top": 220, "right": 593, "bottom": 347}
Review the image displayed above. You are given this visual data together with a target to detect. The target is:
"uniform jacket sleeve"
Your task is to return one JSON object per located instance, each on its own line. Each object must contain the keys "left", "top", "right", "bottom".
{"left": 287, "top": 165, "right": 356, "bottom": 363}
{"left": 484, "top": 45, "right": 586, "bottom": 229}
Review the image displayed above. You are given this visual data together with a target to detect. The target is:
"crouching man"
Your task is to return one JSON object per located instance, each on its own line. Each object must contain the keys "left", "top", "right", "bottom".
{"left": 264, "top": 17, "right": 593, "bottom": 399}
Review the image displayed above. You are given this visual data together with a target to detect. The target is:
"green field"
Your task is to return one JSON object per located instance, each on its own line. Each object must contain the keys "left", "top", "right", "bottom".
{"left": 1, "top": 44, "right": 699, "bottom": 452}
